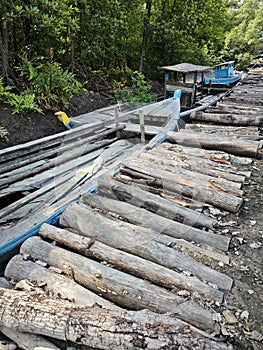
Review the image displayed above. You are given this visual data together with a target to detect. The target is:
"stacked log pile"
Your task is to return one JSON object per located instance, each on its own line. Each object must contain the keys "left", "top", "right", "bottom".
{"left": 0, "top": 72, "right": 262, "bottom": 349}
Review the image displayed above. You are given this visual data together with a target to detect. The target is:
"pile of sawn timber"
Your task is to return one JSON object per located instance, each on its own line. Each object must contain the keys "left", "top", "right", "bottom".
{"left": 0, "top": 72, "right": 262, "bottom": 349}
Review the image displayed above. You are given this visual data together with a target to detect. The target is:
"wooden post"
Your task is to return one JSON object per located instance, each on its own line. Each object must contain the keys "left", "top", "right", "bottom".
{"left": 139, "top": 110, "right": 146, "bottom": 144}
{"left": 115, "top": 108, "right": 120, "bottom": 139}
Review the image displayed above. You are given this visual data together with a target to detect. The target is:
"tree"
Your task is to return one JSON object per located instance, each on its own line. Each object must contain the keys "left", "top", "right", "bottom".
{"left": 224, "top": 0, "right": 263, "bottom": 69}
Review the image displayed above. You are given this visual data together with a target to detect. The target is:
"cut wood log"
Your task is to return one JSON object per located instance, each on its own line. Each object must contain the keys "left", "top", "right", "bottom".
{"left": 148, "top": 147, "right": 246, "bottom": 183}
{"left": 166, "top": 130, "right": 259, "bottom": 158}
{"left": 80, "top": 192, "right": 230, "bottom": 251}
{"left": 120, "top": 159, "right": 243, "bottom": 213}
{"left": 97, "top": 176, "right": 217, "bottom": 229}
{"left": 60, "top": 202, "right": 233, "bottom": 290}
{"left": 20, "top": 236, "right": 219, "bottom": 333}
{"left": 190, "top": 111, "right": 263, "bottom": 126}
{"left": 39, "top": 223, "right": 224, "bottom": 302}
{"left": 5, "top": 255, "right": 119, "bottom": 310}
{"left": 139, "top": 152, "right": 243, "bottom": 193}
{"left": 0, "top": 326, "right": 61, "bottom": 350}
{"left": 0, "top": 288, "right": 233, "bottom": 349}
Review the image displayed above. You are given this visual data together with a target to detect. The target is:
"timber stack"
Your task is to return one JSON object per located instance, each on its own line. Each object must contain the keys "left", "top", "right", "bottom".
{"left": 0, "top": 71, "right": 262, "bottom": 349}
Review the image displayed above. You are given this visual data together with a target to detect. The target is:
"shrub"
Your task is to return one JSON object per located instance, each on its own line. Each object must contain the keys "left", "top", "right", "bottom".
{"left": 19, "top": 59, "right": 86, "bottom": 109}
{"left": 111, "top": 69, "right": 156, "bottom": 103}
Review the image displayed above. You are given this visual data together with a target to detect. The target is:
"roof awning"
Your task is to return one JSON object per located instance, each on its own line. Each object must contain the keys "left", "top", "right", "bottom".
{"left": 159, "top": 63, "right": 212, "bottom": 73}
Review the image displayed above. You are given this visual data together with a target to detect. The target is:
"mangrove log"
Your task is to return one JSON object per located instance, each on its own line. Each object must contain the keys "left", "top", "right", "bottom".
{"left": 166, "top": 130, "right": 259, "bottom": 158}
{"left": 97, "top": 176, "right": 217, "bottom": 228}
{"left": 0, "top": 326, "right": 61, "bottom": 350}
{"left": 20, "top": 236, "right": 218, "bottom": 333}
{"left": 39, "top": 223, "right": 224, "bottom": 302}
{"left": 0, "top": 288, "right": 233, "bottom": 350}
{"left": 190, "top": 111, "right": 263, "bottom": 126}
{"left": 5, "top": 255, "right": 119, "bottom": 310}
{"left": 60, "top": 202, "right": 233, "bottom": 290}
{"left": 80, "top": 192, "right": 230, "bottom": 251}
{"left": 120, "top": 159, "right": 243, "bottom": 213}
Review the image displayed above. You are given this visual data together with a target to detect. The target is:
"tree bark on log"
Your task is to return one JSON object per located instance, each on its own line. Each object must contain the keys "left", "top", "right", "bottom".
{"left": 0, "top": 288, "right": 233, "bottom": 350}
{"left": 97, "top": 176, "right": 217, "bottom": 229}
{"left": 80, "top": 192, "right": 230, "bottom": 252}
{"left": 166, "top": 130, "right": 259, "bottom": 158}
{"left": 19, "top": 236, "right": 219, "bottom": 333}
{"left": 5, "top": 255, "right": 120, "bottom": 310}
{"left": 39, "top": 223, "right": 224, "bottom": 303}
{"left": 120, "top": 159, "right": 243, "bottom": 213}
{"left": 139, "top": 152, "right": 243, "bottom": 192}
{"left": 190, "top": 111, "right": 263, "bottom": 126}
{"left": 60, "top": 202, "right": 233, "bottom": 290}
{"left": 148, "top": 147, "right": 246, "bottom": 183}
{"left": 0, "top": 326, "right": 61, "bottom": 350}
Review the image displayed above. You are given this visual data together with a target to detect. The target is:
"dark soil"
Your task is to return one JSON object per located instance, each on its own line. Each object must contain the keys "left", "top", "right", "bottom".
{"left": 0, "top": 91, "right": 111, "bottom": 149}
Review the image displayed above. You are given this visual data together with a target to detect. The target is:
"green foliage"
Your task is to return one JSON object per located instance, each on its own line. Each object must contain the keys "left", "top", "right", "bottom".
{"left": 19, "top": 59, "right": 86, "bottom": 109}
{"left": 111, "top": 69, "right": 156, "bottom": 103}
{"left": 224, "top": 0, "right": 263, "bottom": 69}
{"left": 0, "top": 126, "right": 8, "bottom": 140}
{"left": 0, "top": 77, "right": 13, "bottom": 103}
{"left": 6, "top": 92, "right": 43, "bottom": 115}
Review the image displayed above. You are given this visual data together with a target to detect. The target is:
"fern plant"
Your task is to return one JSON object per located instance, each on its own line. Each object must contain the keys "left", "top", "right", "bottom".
{"left": 6, "top": 92, "right": 43, "bottom": 114}
{"left": 19, "top": 59, "right": 86, "bottom": 109}
{"left": 0, "top": 126, "right": 8, "bottom": 141}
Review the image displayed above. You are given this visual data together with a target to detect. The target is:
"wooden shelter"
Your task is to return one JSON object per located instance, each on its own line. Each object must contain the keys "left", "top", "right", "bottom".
{"left": 159, "top": 63, "right": 212, "bottom": 109}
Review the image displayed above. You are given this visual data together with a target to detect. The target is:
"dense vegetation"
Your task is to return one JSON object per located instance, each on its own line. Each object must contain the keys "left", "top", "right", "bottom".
{"left": 0, "top": 0, "right": 262, "bottom": 112}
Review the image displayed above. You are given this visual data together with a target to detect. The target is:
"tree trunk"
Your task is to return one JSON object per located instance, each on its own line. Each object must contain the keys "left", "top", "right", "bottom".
{"left": 139, "top": 152, "right": 243, "bottom": 192}
{"left": 190, "top": 111, "right": 263, "bottom": 126}
{"left": 19, "top": 236, "right": 219, "bottom": 333}
{"left": 97, "top": 176, "right": 217, "bottom": 229}
{"left": 5, "top": 254, "right": 119, "bottom": 311}
{"left": 39, "top": 223, "right": 224, "bottom": 303}
{"left": 148, "top": 146, "right": 246, "bottom": 183}
{"left": 139, "top": 0, "right": 152, "bottom": 72}
{"left": 0, "top": 14, "right": 9, "bottom": 82}
{"left": 166, "top": 130, "right": 259, "bottom": 158}
{"left": 0, "top": 288, "right": 233, "bottom": 350}
{"left": 0, "top": 326, "right": 61, "bottom": 350}
{"left": 80, "top": 192, "right": 230, "bottom": 252}
{"left": 60, "top": 202, "right": 233, "bottom": 290}
{"left": 120, "top": 159, "right": 243, "bottom": 213}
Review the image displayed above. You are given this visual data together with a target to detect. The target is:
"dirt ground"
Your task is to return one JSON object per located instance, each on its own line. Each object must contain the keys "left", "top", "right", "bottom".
{"left": 213, "top": 157, "right": 263, "bottom": 349}
{"left": 0, "top": 91, "right": 111, "bottom": 149}
{"left": 0, "top": 91, "right": 262, "bottom": 349}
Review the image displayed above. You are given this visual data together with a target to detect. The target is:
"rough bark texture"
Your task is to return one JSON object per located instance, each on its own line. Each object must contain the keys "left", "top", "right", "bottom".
{"left": 97, "top": 176, "right": 217, "bottom": 229}
{"left": 5, "top": 255, "right": 119, "bottom": 310}
{"left": 166, "top": 130, "right": 259, "bottom": 158}
{"left": 190, "top": 111, "right": 263, "bottom": 126}
{"left": 60, "top": 202, "right": 233, "bottom": 290}
{"left": 39, "top": 223, "right": 224, "bottom": 303}
{"left": 19, "top": 236, "right": 219, "bottom": 333}
{"left": 120, "top": 159, "right": 243, "bottom": 213}
{"left": 0, "top": 326, "right": 60, "bottom": 350}
{"left": 0, "top": 288, "right": 234, "bottom": 350}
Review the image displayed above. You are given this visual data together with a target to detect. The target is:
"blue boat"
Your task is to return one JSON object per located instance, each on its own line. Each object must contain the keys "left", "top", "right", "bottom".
{"left": 204, "top": 61, "right": 242, "bottom": 86}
